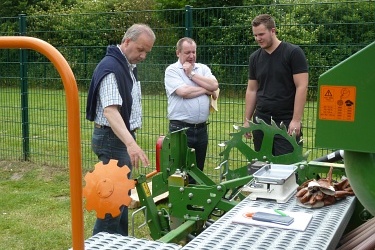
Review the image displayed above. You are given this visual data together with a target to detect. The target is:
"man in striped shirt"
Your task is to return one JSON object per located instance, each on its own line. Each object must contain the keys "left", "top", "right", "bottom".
{"left": 86, "top": 23, "right": 155, "bottom": 236}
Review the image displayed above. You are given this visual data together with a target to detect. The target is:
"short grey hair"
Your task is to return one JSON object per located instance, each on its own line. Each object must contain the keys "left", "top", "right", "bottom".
{"left": 176, "top": 37, "right": 196, "bottom": 52}
{"left": 121, "top": 23, "right": 155, "bottom": 43}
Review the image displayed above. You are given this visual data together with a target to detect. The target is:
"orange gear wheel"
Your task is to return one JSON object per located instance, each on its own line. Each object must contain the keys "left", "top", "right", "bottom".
{"left": 83, "top": 159, "right": 136, "bottom": 219}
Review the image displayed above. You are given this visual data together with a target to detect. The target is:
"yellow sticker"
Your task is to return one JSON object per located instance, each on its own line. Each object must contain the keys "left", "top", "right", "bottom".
{"left": 142, "top": 182, "right": 151, "bottom": 197}
{"left": 319, "top": 85, "right": 356, "bottom": 122}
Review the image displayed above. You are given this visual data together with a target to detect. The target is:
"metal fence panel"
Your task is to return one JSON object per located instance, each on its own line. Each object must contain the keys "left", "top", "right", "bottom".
{"left": 0, "top": 2, "right": 374, "bottom": 181}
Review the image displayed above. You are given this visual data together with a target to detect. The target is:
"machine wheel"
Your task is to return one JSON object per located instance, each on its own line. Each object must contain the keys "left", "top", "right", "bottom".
{"left": 218, "top": 118, "right": 307, "bottom": 180}
{"left": 83, "top": 159, "right": 135, "bottom": 219}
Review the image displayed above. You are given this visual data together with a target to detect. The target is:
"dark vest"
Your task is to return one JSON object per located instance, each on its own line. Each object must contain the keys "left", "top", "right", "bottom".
{"left": 86, "top": 45, "right": 137, "bottom": 131}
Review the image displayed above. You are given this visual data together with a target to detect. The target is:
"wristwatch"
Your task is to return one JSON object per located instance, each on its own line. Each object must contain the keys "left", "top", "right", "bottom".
{"left": 189, "top": 71, "right": 196, "bottom": 80}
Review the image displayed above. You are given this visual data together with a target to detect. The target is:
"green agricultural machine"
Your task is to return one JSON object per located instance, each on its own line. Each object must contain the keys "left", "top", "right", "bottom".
{"left": 130, "top": 123, "right": 348, "bottom": 244}
{"left": 2, "top": 36, "right": 374, "bottom": 250}
{"left": 83, "top": 41, "right": 375, "bottom": 249}
{"left": 315, "top": 41, "right": 375, "bottom": 217}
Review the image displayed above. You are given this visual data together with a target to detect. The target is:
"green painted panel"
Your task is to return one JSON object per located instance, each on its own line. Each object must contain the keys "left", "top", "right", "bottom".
{"left": 316, "top": 41, "right": 375, "bottom": 153}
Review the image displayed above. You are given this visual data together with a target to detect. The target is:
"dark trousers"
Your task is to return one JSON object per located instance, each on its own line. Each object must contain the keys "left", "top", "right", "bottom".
{"left": 252, "top": 111, "right": 302, "bottom": 156}
{"left": 169, "top": 121, "right": 208, "bottom": 183}
{"left": 91, "top": 126, "right": 134, "bottom": 236}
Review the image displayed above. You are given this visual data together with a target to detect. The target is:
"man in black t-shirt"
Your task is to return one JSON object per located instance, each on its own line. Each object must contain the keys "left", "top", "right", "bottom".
{"left": 243, "top": 14, "right": 309, "bottom": 155}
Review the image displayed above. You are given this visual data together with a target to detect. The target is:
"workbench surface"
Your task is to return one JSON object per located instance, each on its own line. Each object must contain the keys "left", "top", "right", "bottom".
{"left": 183, "top": 196, "right": 356, "bottom": 250}
{"left": 80, "top": 196, "right": 355, "bottom": 250}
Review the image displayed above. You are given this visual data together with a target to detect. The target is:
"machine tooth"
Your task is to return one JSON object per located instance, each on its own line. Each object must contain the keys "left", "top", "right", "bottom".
{"left": 271, "top": 117, "right": 279, "bottom": 127}
{"left": 258, "top": 118, "right": 267, "bottom": 125}
{"left": 291, "top": 131, "right": 296, "bottom": 138}
{"left": 303, "top": 149, "right": 311, "bottom": 157}
{"left": 271, "top": 120, "right": 281, "bottom": 130}
{"left": 279, "top": 121, "right": 287, "bottom": 130}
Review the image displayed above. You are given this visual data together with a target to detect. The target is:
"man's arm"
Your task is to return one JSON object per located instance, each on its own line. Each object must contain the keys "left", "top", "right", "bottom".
{"left": 175, "top": 85, "right": 215, "bottom": 99}
{"left": 189, "top": 73, "right": 219, "bottom": 92}
{"left": 183, "top": 62, "right": 218, "bottom": 92}
{"left": 103, "top": 105, "right": 149, "bottom": 168}
{"left": 244, "top": 79, "right": 258, "bottom": 126}
{"left": 165, "top": 63, "right": 218, "bottom": 99}
{"left": 288, "top": 72, "right": 308, "bottom": 135}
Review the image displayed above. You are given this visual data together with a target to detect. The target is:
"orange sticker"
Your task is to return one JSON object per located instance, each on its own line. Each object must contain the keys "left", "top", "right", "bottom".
{"left": 319, "top": 85, "right": 356, "bottom": 122}
{"left": 243, "top": 212, "right": 255, "bottom": 218}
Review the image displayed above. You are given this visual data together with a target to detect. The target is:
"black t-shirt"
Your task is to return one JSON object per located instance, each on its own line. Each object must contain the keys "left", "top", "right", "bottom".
{"left": 248, "top": 42, "right": 308, "bottom": 121}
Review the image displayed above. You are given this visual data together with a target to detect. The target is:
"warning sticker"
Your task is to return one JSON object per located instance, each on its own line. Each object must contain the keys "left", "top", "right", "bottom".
{"left": 319, "top": 85, "right": 356, "bottom": 122}
{"left": 142, "top": 182, "right": 152, "bottom": 197}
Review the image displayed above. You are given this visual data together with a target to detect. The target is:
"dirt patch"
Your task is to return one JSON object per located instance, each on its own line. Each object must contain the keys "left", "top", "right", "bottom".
{"left": 0, "top": 160, "right": 68, "bottom": 181}
{"left": 10, "top": 172, "right": 23, "bottom": 180}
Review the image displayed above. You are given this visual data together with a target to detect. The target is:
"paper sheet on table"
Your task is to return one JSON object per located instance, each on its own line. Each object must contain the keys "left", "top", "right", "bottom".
{"left": 232, "top": 207, "right": 313, "bottom": 231}
{"left": 210, "top": 88, "right": 220, "bottom": 112}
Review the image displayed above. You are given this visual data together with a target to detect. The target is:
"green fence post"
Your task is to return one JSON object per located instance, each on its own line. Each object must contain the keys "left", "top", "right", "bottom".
{"left": 19, "top": 14, "right": 30, "bottom": 161}
{"left": 185, "top": 5, "right": 193, "bottom": 38}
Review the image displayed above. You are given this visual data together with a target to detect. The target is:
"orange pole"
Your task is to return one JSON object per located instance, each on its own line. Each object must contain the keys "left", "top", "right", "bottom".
{"left": 0, "top": 37, "right": 84, "bottom": 249}
{"left": 145, "top": 170, "right": 159, "bottom": 179}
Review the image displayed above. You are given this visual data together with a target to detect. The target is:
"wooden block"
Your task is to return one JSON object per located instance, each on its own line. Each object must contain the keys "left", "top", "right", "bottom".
{"left": 129, "top": 182, "right": 168, "bottom": 209}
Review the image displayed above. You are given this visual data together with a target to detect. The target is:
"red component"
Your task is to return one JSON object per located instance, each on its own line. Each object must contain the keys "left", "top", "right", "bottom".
{"left": 155, "top": 135, "right": 165, "bottom": 172}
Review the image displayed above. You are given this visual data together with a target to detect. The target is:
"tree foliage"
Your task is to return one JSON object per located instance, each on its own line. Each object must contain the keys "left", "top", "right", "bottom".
{"left": 155, "top": 0, "right": 245, "bottom": 9}
{"left": 0, "top": 0, "right": 374, "bottom": 92}
{"left": 0, "top": 0, "right": 34, "bottom": 17}
{"left": 0, "top": 0, "right": 77, "bottom": 17}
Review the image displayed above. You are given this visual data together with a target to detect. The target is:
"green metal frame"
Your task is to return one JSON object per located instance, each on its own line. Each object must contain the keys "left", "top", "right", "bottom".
{"left": 135, "top": 129, "right": 252, "bottom": 243}
{"left": 134, "top": 120, "right": 364, "bottom": 243}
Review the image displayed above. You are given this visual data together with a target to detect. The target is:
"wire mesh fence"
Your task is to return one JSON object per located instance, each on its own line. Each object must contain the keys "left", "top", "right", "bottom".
{"left": 0, "top": 2, "right": 374, "bottom": 181}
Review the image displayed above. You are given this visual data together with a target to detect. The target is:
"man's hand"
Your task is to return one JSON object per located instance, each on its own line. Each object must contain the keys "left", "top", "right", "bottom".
{"left": 243, "top": 119, "right": 252, "bottom": 139}
{"left": 126, "top": 141, "right": 150, "bottom": 169}
{"left": 183, "top": 62, "right": 193, "bottom": 76}
{"left": 288, "top": 120, "right": 302, "bottom": 136}
{"left": 208, "top": 90, "right": 218, "bottom": 100}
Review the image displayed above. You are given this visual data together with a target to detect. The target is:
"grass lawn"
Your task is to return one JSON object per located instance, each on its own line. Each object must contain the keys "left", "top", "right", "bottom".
{"left": 0, "top": 160, "right": 154, "bottom": 250}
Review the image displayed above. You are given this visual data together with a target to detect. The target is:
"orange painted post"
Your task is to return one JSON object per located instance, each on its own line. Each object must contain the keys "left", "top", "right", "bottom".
{"left": 0, "top": 37, "right": 84, "bottom": 249}
{"left": 145, "top": 170, "right": 159, "bottom": 180}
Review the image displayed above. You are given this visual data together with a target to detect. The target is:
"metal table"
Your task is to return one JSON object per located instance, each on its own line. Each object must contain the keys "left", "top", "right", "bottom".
{"left": 79, "top": 196, "right": 355, "bottom": 250}
{"left": 80, "top": 233, "right": 181, "bottom": 250}
{"left": 182, "top": 196, "right": 356, "bottom": 250}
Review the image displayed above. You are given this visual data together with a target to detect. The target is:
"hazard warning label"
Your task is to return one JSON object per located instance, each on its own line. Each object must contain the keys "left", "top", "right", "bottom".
{"left": 319, "top": 85, "right": 356, "bottom": 121}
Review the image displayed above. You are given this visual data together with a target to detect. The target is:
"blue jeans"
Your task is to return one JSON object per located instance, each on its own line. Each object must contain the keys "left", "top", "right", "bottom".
{"left": 91, "top": 126, "right": 134, "bottom": 236}
{"left": 169, "top": 122, "right": 208, "bottom": 183}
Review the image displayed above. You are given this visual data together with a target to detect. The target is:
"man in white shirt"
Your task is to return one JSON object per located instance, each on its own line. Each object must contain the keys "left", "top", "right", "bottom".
{"left": 164, "top": 37, "right": 219, "bottom": 183}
